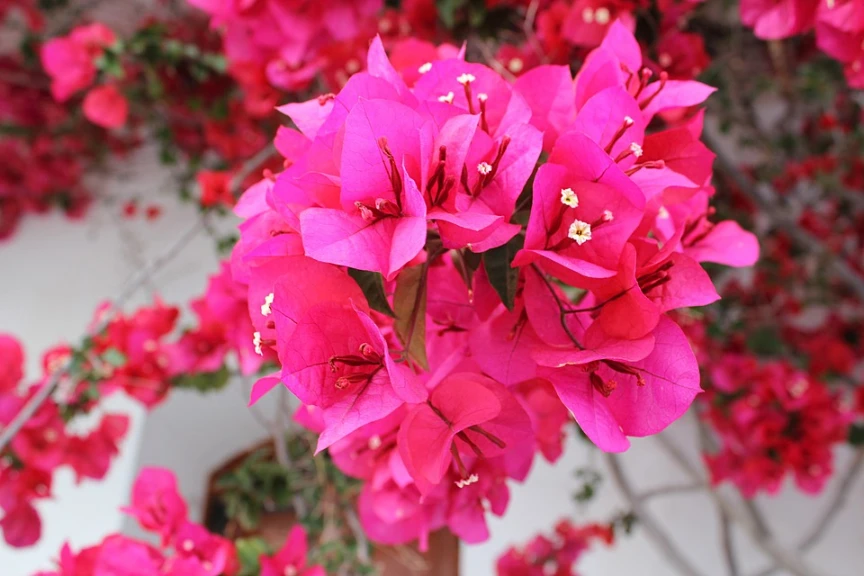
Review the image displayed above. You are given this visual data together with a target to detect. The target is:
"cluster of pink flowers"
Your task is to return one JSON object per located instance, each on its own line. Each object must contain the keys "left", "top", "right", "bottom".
{"left": 702, "top": 355, "right": 851, "bottom": 497}
{"left": 496, "top": 519, "right": 613, "bottom": 576}
{"left": 741, "top": 0, "right": 864, "bottom": 87}
{"left": 35, "top": 466, "right": 325, "bottom": 576}
{"left": 0, "top": 333, "right": 130, "bottom": 547}
{"left": 0, "top": 263, "right": 261, "bottom": 548}
{"left": 494, "top": 0, "right": 709, "bottom": 83}
{"left": 185, "top": 0, "right": 385, "bottom": 94}
{"left": 236, "top": 24, "right": 757, "bottom": 548}
{"left": 40, "top": 23, "right": 128, "bottom": 129}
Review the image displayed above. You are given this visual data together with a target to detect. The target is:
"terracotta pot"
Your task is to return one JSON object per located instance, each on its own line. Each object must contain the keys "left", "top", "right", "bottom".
{"left": 203, "top": 440, "right": 460, "bottom": 575}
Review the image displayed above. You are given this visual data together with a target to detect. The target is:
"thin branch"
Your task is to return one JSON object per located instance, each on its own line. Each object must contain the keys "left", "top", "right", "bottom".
{"left": 703, "top": 125, "right": 864, "bottom": 302}
{"left": 344, "top": 508, "right": 372, "bottom": 565}
{"left": 0, "top": 215, "right": 206, "bottom": 452}
{"left": 655, "top": 435, "right": 827, "bottom": 576}
{"left": 637, "top": 483, "right": 704, "bottom": 501}
{"left": 0, "top": 143, "right": 275, "bottom": 453}
{"left": 605, "top": 453, "right": 708, "bottom": 576}
{"left": 719, "top": 507, "right": 741, "bottom": 576}
{"left": 799, "top": 448, "right": 864, "bottom": 550}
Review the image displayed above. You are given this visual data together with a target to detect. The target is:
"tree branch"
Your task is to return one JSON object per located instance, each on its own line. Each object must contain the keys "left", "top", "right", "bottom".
{"left": 0, "top": 143, "right": 275, "bottom": 453}
{"left": 719, "top": 507, "right": 741, "bottom": 576}
{"left": 655, "top": 435, "right": 828, "bottom": 576}
{"left": 605, "top": 453, "right": 708, "bottom": 576}
{"left": 703, "top": 125, "right": 864, "bottom": 302}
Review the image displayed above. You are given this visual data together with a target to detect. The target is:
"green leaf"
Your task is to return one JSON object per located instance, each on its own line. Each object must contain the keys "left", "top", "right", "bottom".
{"left": 348, "top": 269, "right": 395, "bottom": 318}
{"left": 101, "top": 348, "right": 127, "bottom": 367}
{"left": 393, "top": 265, "right": 429, "bottom": 370}
{"left": 849, "top": 424, "right": 864, "bottom": 446}
{"left": 483, "top": 235, "right": 524, "bottom": 310}
{"left": 172, "top": 365, "right": 231, "bottom": 393}
{"left": 437, "top": 0, "right": 467, "bottom": 28}
{"left": 235, "top": 537, "right": 269, "bottom": 576}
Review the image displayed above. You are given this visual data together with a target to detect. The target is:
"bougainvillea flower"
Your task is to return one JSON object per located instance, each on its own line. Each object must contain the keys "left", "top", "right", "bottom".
{"left": 513, "top": 131, "right": 645, "bottom": 285}
{"left": 513, "top": 65, "right": 576, "bottom": 151}
{"left": 740, "top": 0, "right": 819, "bottom": 40}
{"left": 398, "top": 373, "right": 532, "bottom": 493}
{"left": 93, "top": 535, "right": 163, "bottom": 576}
{"left": 300, "top": 100, "right": 429, "bottom": 279}
{"left": 260, "top": 525, "right": 326, "bottom": 576}
{"left": 513, "top": 378, "right": 571, "bottom": 463}
{"left": 279, "top": 302, "right": 423, "bottom": 451}
{"left": 172, "top": 521, "right": 238, "bottom": 576}
{"left": 329, "top": 406, "right": 406, "bottom": 480}
{"left": 538, "top": 317, "right": 700, "bottom": 452}
{"left": 121, "top": 467, "right": 188, "bottom": 545}
{"left": 82, "top": 85, "right": 129, "bottom": 129}
{"left": 0, "top": 334, "right": 23, "bottom": 392}
{"left": 580, "top": 242, "right": 720, "bottom": 340}
{"left": 0, "top": 501, "right": 41, "bottom": 548}
{"left": 40, "top": 23, "right": 116, "bottom": 101}
{"left": 562, "top": 2, "right": 637, "bottom": 48}
{"left": 445, "top": 462, "right": 510, "bottom": 544}
{"left": 64, "top": 413, "right": 129, "bottom": 482}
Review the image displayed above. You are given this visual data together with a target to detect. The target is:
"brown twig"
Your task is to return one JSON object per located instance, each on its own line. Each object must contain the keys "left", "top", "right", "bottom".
{"left": 605, "top": 454, "right": 707, "bottom": 576}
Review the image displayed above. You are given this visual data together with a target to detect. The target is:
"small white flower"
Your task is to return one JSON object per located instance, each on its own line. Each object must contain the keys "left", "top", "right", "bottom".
{"left": 477, "top": 92, "right": 488, "bottom": 102}
{"left": 457, "top": 73, "right": 476, "bottom": 85}
{"left": 658, "top": 53, "right": 673, "bottom": 68}
{"left": 418, "top": 62, "right": 433, "bottom": 74}
{"left": 477, "top": 162, "right": 493, "bottom": 175}
{"left": 658, "top": 206, "right": 670, "bottom": 219}
{"left": 582, "top": 7, "right": 594, "bottom": 23}
{"left": 253, "top": 331, "right": 263, "bottom": 356}
{"left": 595, "top": 7, "right": 611, "bottom": 25}
{"left": 261, "top": 292, "right": 274, "bottom": 317}
{"left": 560, "top": 187, "right": 579, "bottom": 208}
{"left": 603, "top": 209, "right": 614, "bottom": 222}
{"left": 284, "top": 566, "right": 298, "bottom": 576}
{"left": 568, "top": 219, "right": 592, "bottom": 245}
{"left": 368, "top": 435, "right": 382, "bottom": 450}
{"left": 623, "top": 115, "right": 634, "bottom": 126}
{"left": 438, "top": 91, "right": 455, "bottom": 104}
{"left": 345, "top": 59, "right": 360, "bottom": 74}
{"left": 508, "top": 58, "right": 524, "bottom": 73}
{"left": 630, "top": 142, "right": 643, "bottom": 158}
{"left": 182, "top": 540, "right": 194, "bottom": 552}
{"left": 827, "top": 0, "right": 835, "bottom": 8}
{"left": 455, "top": 474, "right": 480, "bottom": 488}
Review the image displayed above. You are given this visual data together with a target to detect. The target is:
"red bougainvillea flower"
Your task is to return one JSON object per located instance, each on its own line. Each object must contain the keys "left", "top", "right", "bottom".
{"left": 260, "top": 525, "right": 326, "bottom": 576}
{"left": 197, "top": 170, "right": 234, "bottom": 208}
{"left": 397, "top": 373, "right": 533, "bottom": 494}
{"left": 537, "top": 317, "right": 701, "bottom": 452}
{"left": 121, "top": 467, "right": 188, "bottom": 545}
{"left": 740, "top": 0, "right": 819, "bottom": 40}
{"left": 40, "top": 23, "right": 116, "bottom": 101}
{"left": 82, "top": 85, "right": 129, "bottom": 129}
{"left": 0, "top": 334, "right": 24, "bottom": 392}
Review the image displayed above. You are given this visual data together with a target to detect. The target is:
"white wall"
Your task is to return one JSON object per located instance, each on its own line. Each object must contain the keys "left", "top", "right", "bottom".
{"left": 2, "top": 147, "right": 863, "bottom": 576}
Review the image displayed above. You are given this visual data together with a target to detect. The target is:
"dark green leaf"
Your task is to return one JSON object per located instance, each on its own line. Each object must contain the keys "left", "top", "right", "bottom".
{"left": 849, "top": 424, "right": 864, "bottom": 446}
{"left": 393, "top": 265, "right": 429, "bottom": 370}
{"left": 235, "top": 537, "right": 269, "bottom": 576}
{"left": 483, "top": 235, "right": 524, "bottom": 310}
{"left": 437, "top": 0, "right": 467, "bottom": 28}
{"left": 348, "top": 269, "right": 395, "bottom": 318}
{"left": 172, "top": 365, "right": 231, "bottom": 393}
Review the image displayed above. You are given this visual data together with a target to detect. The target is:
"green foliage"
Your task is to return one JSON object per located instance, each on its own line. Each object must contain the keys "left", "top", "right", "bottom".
{"left": 211, "top": 434, "right": 374, "bottom": 575}
{"left": 235, "top": 537, "right": 269, "bottom": 576}
{"left": 484, "top": 235, "right": 524, "bottom": 311}
{"left": 172, "top": 365, "right": 232, "bottom": 393}
{"left": 394, "top": 265, "right": 429, "bottom": 370}
{"left": 849, "top": 424, "right": 864, "bottom": 447}
{"left": 348, "top": 269, "right": 395, "bottom": 318}
{"left": 573, "top": 467, "right": 603, "bottom": 503}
